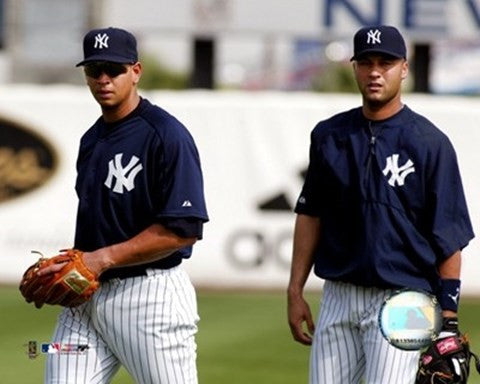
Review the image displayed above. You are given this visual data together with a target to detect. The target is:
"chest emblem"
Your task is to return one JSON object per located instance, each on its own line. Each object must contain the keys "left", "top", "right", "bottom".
{"left": 104, "top": 153, "right": 143, "bottom": 194}
{"left": 382, "top": 154, "right": 415, "bottom": 187}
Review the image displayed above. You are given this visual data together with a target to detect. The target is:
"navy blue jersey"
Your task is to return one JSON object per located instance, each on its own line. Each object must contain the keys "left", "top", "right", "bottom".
{"left": 295, "top": 106, "right": 474, "bottom": 293}
{"left": 74, "top": 98, "right": 208, "bottom": 279}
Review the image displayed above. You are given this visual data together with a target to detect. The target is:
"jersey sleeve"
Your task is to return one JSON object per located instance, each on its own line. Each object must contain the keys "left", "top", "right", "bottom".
{"left": 427, "top": 137, "right": 474, "bottom": 259}
{"left": 295, "top": 128, "right": 323, "bottom": 216}
{"left": 159, "top": 217, "right": 204, "bottom": 239}
{"left": 153, "top": 122, "right": 209, "bottom": 223}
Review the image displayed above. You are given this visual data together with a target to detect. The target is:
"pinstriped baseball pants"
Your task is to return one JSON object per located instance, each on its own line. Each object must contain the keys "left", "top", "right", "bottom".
{"left": 45, "top": 267, "right": 199, "bottom": 384}
{"left": 310, "top": 281, "right": 419, "bottom": 384}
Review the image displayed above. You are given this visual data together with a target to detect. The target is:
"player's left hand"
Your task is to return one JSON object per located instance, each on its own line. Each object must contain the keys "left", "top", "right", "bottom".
{"left": 415, "top": 317, "right": 480, "bottom": 383}
{"left": 19, "top": 249, "right": 100, "bottom": 308}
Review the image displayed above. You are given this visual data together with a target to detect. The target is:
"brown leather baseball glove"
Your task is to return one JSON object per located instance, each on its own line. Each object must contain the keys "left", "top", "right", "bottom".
{"left": 19, "top": 249, "right": 99, "bottom": 308}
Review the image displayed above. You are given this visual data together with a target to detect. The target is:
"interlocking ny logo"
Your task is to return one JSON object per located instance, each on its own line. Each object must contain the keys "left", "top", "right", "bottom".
{"left": 104, "top": 153, "right": 143, "bottom": 194}
{"left": 94, "top": 33, "right": 109, "bottom": 49}
{"left": 367, "top": 29, "right": 382, "bottom": 45}
{"left": 382, "top": 154, "right": 415, "bottom": 187}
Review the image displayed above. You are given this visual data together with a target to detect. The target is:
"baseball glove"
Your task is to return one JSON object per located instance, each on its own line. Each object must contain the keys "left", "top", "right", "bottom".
{"left": 19, "top": 249, "right": 99, "bottom": 308}
{"left": 416, "top": 317, "right": 480, "bottom": 384}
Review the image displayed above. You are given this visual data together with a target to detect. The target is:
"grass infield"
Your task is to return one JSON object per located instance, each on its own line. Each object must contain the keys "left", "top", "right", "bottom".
{"left": 1, "top": 285, "right": 480, "bottom": 384}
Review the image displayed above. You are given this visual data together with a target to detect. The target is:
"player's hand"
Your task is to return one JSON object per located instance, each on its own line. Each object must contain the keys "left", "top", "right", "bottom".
{"left": 36, "top": 250, "right": 106, "bottom": 277}
{"left": 36, "top": 261, "right": 69, "bottom": 276}
{"left": 77, "top": 250, "right": 108, "bottom": 276}
{"left": 19, "top": 249, "right": 100, "bottom": 308}
{"left": 288, "top": 293, "right": 315, "bottom": 345}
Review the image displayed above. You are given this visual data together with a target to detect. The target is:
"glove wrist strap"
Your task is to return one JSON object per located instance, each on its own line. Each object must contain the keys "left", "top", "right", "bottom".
{"left": 442, "top": 316, "right": 458, "bottom": 331}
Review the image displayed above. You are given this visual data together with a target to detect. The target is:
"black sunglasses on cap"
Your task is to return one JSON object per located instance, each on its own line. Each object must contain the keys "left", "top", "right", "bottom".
{"left": 84, "top": 62, "right": 131, "bottom": 78}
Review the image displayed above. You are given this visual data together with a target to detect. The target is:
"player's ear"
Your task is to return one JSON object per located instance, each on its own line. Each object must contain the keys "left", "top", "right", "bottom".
{"left": 131, "top": 62, "right": 142, "bottom": 85}
{"left": 401, "top": 60, "right": 409, "bottom": 80}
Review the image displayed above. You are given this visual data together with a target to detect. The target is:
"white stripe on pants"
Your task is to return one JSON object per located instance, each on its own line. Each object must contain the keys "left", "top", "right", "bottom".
{"left": 45, "top": 266, "right": 199, "bottom": 384}
{"left": 310, "top": 281, "right": 419, "bottom": 384}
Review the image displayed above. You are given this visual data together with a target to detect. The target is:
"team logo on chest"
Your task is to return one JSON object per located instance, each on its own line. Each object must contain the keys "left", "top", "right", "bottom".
{"left": 382, "top": 154, "right": 415, "bottom": 187}
{"left": 104, "top": 153, "right": 143, "bottom": 194}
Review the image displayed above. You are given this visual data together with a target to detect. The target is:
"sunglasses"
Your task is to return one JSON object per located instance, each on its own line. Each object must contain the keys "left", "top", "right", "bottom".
{"left": 84, "top": 62, "right": 130, "bottom": 79}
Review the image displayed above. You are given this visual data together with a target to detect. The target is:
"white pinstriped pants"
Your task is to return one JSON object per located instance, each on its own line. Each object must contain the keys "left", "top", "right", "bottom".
{"left": 45, "top": 266, "right": 199, "bottom": 384}
{"left": 310, "top": 281, "right": 420, "bottom": 384}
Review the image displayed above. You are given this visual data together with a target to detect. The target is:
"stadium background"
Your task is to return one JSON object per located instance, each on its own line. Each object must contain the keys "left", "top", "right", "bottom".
{"left": 1, "top": 1, "right": 480, "bottom": 383}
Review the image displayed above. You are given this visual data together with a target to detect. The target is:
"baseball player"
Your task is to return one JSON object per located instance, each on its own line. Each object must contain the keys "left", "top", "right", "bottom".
{"left": 39, "top": 27, "right": 208, "bottom": 383}
{"left": 287, "top": 25, "right": 474, "bottom": 383}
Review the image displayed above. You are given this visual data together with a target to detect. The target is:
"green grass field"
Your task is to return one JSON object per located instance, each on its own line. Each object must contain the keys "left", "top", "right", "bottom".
{"left": 1, "top": 285, "right": 480, "bottom": 384}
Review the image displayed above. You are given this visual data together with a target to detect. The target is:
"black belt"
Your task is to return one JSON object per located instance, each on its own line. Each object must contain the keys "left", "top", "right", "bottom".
{"left": 99, "top": 255, "right": 183, "bottom": 281}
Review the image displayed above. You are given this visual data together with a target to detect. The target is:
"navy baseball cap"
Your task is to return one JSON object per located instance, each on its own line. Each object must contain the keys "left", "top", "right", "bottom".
{"left": 351, "top": 25, "right": 406, "bottom": 61}
{"left": 76, "top": 27, "right": 138, "bottom": 67}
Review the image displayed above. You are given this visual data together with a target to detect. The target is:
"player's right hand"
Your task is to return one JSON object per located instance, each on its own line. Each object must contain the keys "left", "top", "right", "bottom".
{"left": 287, "top": 294, "right": 315, "bottom": 345}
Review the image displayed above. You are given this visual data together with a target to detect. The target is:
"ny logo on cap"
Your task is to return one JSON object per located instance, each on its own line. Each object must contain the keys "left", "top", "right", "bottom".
{"left": 366, "top": 29, "right": 382, "bottom": 45}
{"left": 94, "top": 33, "right": 109, "bottom": 49}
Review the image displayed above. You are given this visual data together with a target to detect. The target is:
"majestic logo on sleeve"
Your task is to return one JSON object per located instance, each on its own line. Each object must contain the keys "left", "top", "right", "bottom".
{"left": 104, "top": 153, "right": 143, "bottom": 194}
{"left": 382, "top": 154, "right": 415, "bottom": 187}
{"left": 367, "top": 29, "right": 382, "bottom": 45}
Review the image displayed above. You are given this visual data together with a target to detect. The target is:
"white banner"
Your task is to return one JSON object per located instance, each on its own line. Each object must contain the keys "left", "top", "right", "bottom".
{"left": 106, "top": 0, "right": 480, "bottom": 38}
{"left": 1, "top": 86, "right": 479, "bottom": 292}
